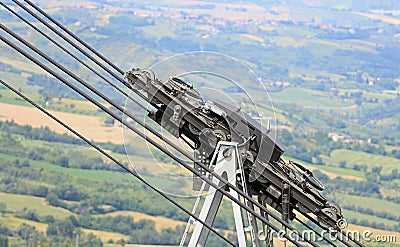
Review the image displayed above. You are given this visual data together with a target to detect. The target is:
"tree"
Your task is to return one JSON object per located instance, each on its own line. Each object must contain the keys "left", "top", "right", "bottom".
{"left": 80, "top": 233, "right": 103, "bottom": 247}
{"left": 371, "top": 166, "right": 383, "bottom": 175}
{"left": 46, "top": 192, "right": 60, "bottom": 206}
{"left": 31, "top": 185, "right": 48, "bottom": 197}
{"left": 56, "top": 156, "right": 69, "bottom": 168}
{"left": 15, "top": 207, "right": 38, "bottom": 221}
{"left": 21, "top": 160, "right": 30, "bottom": 167}
{"left": 278, "top": 129, "right": 293, "bottom": 143}
{"left": 16, "top": 224, "right": 36, "bottom": 242}
{"left": 104, "top": 117, "right": 115, "bottom": 126}
{"left": 46, "top": 218, "right": 75, "bottom": 239}
{"left": 42, "top": 215, "right": 55, "bottom": 224}
{"left": 0, "top": 203, "right": 6, "bottom": 217}
{"left": 390, "top": 168, "right": 399, "bottom": 180}
{"left": 54, "top": 184, "right": 87, "bottom": 201}
{"left": 0, "top": 235, "right": 8, "bottom": 247}
{"left": 116, "top": 238, "right": 125, "bottom": 247}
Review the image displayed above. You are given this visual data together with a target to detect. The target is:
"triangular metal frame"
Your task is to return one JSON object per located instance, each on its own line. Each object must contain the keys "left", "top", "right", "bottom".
{"left": 181, "top": 141, "right": 261, "bottom": 247}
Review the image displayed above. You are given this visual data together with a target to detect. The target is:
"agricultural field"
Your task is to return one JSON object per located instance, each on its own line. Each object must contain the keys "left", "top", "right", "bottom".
{"left": 0, "top": 192, "right": 73, "bottom": 219}
{"left": 324, "top": 149, "right": 400, "bottom": 174}
{"left": 0, "top": 0, "right": 399, "bottom": 246}
{"left": 100, "top": 211, "right": 186, "bottom": 232}
{"left": 269, "top": 87, "right": 354, "bottom": 108}
{"left": 0, "top": 215, "right": 130, "bottom": 242}
{"left": 0, "top": 102, "right": 124, "bottom": 143}
{"left": 342, "top": 210, "right": 399, "bottom": 228}
{"left": 335, "top": 193, "right": 400, "bottom": 215}
{"left": 345, "top": 224, "right": 400, "bottom": 247}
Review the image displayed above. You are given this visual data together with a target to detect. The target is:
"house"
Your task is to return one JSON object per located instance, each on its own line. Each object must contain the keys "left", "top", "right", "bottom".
{"left": 328, "top": 132, "right": 344, "bottom": 142}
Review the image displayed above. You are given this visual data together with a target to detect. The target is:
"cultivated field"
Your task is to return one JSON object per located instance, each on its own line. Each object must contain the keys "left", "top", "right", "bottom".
{"left": 0, "top": 214, "right": 130, "bottom": 242}
{"left": 336, "top": 193, "right": 400, "bottom": 215}
{"left": 0, "top": 102, "right": 124, "bottom": 144}
{"left": 289, "top": 157, "right": 365, "bottom": 180}
{"left": 269, "top": 88, "right": 354, "bottom": 108}
{"left": 326, "top": 149, "right": 400, "bottom": 173}
{"left": 0, "top": 192, "right": 73, "bottom": 219}
{"left": 354, "top": 11, "right": 400, "bottom": 25}
{"left": 101, "top": 211, "right": 186, "bottom": 232}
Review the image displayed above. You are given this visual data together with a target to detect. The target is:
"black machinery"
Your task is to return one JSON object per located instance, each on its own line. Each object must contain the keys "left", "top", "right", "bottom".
{"left": 1, "top": 1, "right": 361, "bottom": 244}
{"left": 124, "top": 68, "right": 343, "bottom": 233}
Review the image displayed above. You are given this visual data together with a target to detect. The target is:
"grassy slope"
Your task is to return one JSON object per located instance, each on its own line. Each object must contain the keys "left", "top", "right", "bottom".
{"left": 342, "top": 209, "right": 399, "bottom": 228}
{"left": 0, "top": 192, "right": 73, "bottom": 219}
{"left": 0, "top": 194, "right": 232, "bottom": 243}
{"left": 336, "top": 192, "right": 400, "bottom": 215}
{"left": 269, "top": 87, "right": 354, "bottom": 108}
{"left": 326, "top": 149, "right": 400, "bottom": 173}
{"left": 0, "top": 215, "right": 129, "bottom": 242}
{"left": 0, "top": 152, "right": 182, "bottom": 191}
{"left": 0, "top": 102, "right": 124, "bottom": 144}
{"left": 0, "top": 215, "right": 48, "bottom": 232}
{"left": 0, "top": 193, "right": 181, "bottom": 241}
{"left": 0, "top": 89, "right": 41, "bottom": 107}
{"left": 1, "top": 2, "right": 399, "bottom": 245}
{"left": 288, "top": 157, "right": 366, "bottom": 179}
{"left": 0, "top": 89, "right": 107, "bottom": 116}
{"left": 99, "top": 211, "right": 185, "bottom": 232}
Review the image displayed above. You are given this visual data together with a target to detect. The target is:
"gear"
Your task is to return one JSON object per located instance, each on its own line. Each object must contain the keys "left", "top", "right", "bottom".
{"left": 319, "top": 205, "right": 339, "bottom": 229}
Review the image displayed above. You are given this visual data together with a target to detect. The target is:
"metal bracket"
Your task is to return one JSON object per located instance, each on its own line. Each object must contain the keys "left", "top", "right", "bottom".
{"left": 182, "top": 141, "right": 260, "bottom": 247}
{"left": 282, "top": 182, "right": 291, "bottom": 223}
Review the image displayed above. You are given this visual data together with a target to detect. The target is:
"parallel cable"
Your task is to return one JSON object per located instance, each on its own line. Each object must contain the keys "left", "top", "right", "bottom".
{"left": 2, "top": 4, "right": 365, "bottom": 246}
{"left": 11, "top": 0, "right": 159, "bottom": 108}
{"left": 0, "top": 2, "right": 149, "bottom": 112}
{"left": 0, "top": 5, "right": 295, "bottom": 232}
{"left": 0, "top": 23, "right": 319, "bottom": 246}
{"left": 1, "top": 20, "right": 288, "bottom": 233}
{"left": 294, "top": 216, "right": 338, "bottom": 247}
{"left": 11, "top": 0, "right": 126, "bottom": 87}
{"left": 23, "top": 0, "right": 125, "bottom": 75}
{"left": 0, "top": 78, "right": 235, "bottom": 247}
{"left": 301, "top": 210, "right": 365, "bottom": 247}
{"left": 338, "top": 228, "right": 365, "bottom": 247}
{"left": 0, "top": 33, "right": 306, "bottom": 247}
{"left": 2, "top": 19, "right": 363, "bottom": 247}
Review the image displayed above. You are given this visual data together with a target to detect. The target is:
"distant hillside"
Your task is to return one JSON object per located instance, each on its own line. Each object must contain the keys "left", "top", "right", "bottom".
{"left": 1, "top": 0, "right": 400, "bottom": 245}
{"left": 301, "top": 0, "right": 400, "bottom": 10}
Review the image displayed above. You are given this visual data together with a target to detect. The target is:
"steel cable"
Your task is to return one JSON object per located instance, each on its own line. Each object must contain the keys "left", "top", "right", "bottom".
{"left": 0, "top": 2, "right": 149, "bottom": 112}
{"left": 294, "top": 216, "right": 338, "bottom": 247}
{"left": 10, "top": 0, "right": 160, "bottom": 109}
{"left": 0, "top": 32, "right": 306, "bottom": 247}
{"left": 0, "top": 78, "right": 236, "bottom": 247}
{"left": 1, "top": 17, "right": 364, "bottom": 246}
{"left": 23, "top": 0, "right": 125, "bottom": 75}
{"left": 301, "top": 210, "right": 366, "bottom": 247}
{"left": 0, "top": 22, "right": 304, "bottom": 241}
{"left": 1, "top": 3, "right": 366, "bottom": 245}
